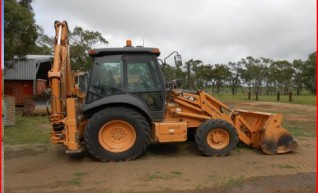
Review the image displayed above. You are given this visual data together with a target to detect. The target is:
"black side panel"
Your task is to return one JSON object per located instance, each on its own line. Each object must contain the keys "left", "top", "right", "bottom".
{"left": 82, "top": 94, "right": 164, "bottom": 122}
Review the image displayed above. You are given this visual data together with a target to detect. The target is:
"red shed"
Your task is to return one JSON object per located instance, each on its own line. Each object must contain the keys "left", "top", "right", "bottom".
{"left": 4, "top": 55, "right": 52, "bottom": 106}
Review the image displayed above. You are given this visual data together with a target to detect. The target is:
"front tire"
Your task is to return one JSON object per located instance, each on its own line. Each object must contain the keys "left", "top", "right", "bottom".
{"left": 84, "top": 107, "right": 151, "bottom": 161}
{"left": 195, "top": 119, "right": 238, "bottom": 156}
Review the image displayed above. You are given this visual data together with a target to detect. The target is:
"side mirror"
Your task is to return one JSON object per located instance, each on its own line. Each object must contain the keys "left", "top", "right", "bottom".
{"left": 174, "top": 54, "right": 182, "bottom": 67}
{"left": 164, "top": 51, "right": 182, "bottom": 67}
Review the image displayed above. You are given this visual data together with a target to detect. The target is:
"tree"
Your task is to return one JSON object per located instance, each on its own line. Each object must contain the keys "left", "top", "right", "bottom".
{"left": 269, "top": 60, "right": 294, "bottom": 94}
{"left": 292, "top": 59, "right": 304, "bottom": 95}
{"left": 161, "top": 63, "right": 187, "bottom": 87}
{"left": 184, "top": 59, "right": 202, "bottom": 89}
{"left": 240, "top": 56, "right": 269, "bottom": 97}
{"left": 192, "top": 64, "right": 213, "bottom": 89}
{"left": 5, "top": 0, "right": 107, "bottom": 68}
{"left": 18, "top": 0, "right": 33, "bottom": 10}
{"left": 30, "top": 25, "right": 109, "bottom": 69}
{"left": 259, "top": 57, "right": 272, "bottom": 95}
{"left": 30, "top": 25, "right": 53, "bottom": 55}
{"left": 302, "top": 52, "right": 316, "bottom": 94}
{"left": 228, "top": 61, "right": 243, "bottom": 96}
{"left": 69, "top": 26, "right": 108, "bottom": 70}
{"left": 4, "top": 0, "right": 38, "bottom": 61}
{"left": 210, "top": 64, "right": 231, "bottom": 95}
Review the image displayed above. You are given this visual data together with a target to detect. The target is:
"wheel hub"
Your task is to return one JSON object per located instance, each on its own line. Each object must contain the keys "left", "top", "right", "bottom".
{"left": 207, "top": 128, "right": 230, "bottom": 150}
{"left": 111, "top": 127, "right": 126, "bottom": 141}
{"left": 99, "top": 120, "right": 136, "bottom": 153}
{"left": 212, "top": 132, "right": 224, "bottom": 144}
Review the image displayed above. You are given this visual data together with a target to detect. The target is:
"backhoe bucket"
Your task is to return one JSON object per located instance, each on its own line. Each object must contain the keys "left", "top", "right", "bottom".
{"left": 237, "top": 110, "right": 298, "bottom": 154}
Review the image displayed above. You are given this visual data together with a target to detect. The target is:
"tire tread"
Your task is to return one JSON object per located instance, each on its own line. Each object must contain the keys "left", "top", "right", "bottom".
{"left": 84, "top": 107, "right": 151, "bottom": 162}
{"left": 195, "top": 119, "right": 238, "bottom": 156}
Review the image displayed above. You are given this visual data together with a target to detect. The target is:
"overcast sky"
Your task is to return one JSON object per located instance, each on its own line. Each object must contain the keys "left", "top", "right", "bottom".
{"left": 32, "top": 0, "right": 316, "bottom": 65}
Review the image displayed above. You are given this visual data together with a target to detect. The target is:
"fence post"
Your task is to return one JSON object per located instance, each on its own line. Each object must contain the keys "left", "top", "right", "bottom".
{"left": 289, "top": 91, "right": 293, "bottom": 102}
{"left": 277, "top": 91, "right": 280, "bottom": 101}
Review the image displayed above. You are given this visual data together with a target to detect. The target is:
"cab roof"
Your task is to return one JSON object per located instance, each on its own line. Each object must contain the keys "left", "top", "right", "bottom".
{"left": 89, "top": 47, "right": 161, "bottom": 57}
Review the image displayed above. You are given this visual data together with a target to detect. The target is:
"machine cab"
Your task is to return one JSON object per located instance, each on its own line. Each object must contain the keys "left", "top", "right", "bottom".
{"left": 84, "top": 46, "right": 166, "bottom": 121}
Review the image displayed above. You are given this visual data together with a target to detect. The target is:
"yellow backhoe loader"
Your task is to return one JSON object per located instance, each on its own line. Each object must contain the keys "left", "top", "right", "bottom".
{"left": 48, "top": 21, "right": 297, "bottom": 161}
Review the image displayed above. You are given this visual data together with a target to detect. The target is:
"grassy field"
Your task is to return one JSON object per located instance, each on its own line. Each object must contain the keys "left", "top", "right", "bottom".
{"left": 4, "top": 114, "right": 51, "bottom": 145}
{"left": 212, "top": 92, "right": 316, "bottom": 105}
{"left": 201, "top": 87, "right": 316, "bottom": 105}
{"left": 3, "top": 93, "right": 315, "bottom": 145}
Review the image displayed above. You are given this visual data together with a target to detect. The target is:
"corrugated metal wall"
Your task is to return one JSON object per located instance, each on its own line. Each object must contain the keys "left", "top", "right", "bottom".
{"left": 4, "top": 59, "right": 37, "bottom": 80}
{"left": 3, "top": 56, "right": 52, "bottom": 106}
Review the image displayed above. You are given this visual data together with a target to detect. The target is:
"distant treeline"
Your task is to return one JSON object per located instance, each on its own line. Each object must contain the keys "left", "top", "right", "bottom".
{"left": 163, "top": 52, "right": 316, "bottom": 95}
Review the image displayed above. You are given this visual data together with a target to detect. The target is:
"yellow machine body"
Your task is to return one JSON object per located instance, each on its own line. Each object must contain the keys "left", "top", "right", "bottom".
{"left": 48, "top": 21, "right": 297, "bottom": 161}
{"left": 152, "top": 90, "right": 297, "bottom": 154}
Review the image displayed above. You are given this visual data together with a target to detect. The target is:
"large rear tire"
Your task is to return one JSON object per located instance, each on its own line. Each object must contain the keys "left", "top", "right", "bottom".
{"left": 195, "top": 119, "right": 238, "bottom": 156}
{"left": 84, "top": 107, "right": 151, "bottom": 161}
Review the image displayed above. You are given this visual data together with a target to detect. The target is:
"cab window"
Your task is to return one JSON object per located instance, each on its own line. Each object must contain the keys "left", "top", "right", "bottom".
{"left": 126, "top": 55, "right": 162, "bottom": 92}
{"left": 126, "top": 55, "right": 163, "bottom": 111}
{"left": 86, "top": 55, "right": 123, "bottom": 103}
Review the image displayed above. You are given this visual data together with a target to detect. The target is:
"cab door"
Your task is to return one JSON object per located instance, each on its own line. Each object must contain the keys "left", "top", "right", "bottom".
{"left": 124, "top": 54, "right": 165, "bottom": 121}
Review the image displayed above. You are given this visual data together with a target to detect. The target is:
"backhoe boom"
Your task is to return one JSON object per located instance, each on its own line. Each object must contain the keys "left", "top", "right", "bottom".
{"left": 48, "top": 21, "right": 82, "bottom": 151}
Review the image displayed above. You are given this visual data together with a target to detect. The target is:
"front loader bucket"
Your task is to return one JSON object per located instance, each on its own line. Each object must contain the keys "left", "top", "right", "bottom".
{"left": 237, "top": 110, "right": 298, "bottom": 154}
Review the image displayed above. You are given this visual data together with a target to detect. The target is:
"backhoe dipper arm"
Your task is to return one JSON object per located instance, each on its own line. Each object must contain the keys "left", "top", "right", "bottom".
{"left": 48, "top": 21, "right": 81, "bottom": 152}
{"left": 48, "top": 21, "right": 73, "bottom": 124}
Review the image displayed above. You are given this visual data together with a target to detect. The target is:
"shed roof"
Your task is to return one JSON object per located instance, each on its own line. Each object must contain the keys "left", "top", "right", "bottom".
{"left": 24, "top": 55, "right": 53, "bottom": 62}
{"left": 4, "top": 55, "right": 53, "bottom": 80}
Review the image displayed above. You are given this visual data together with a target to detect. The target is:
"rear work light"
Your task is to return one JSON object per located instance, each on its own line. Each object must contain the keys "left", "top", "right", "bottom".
{"left": 126, "top": 40, "right": 132, "bottom": 47}
{"left": 152, "top": 48, "right": 160, "bottom": 54}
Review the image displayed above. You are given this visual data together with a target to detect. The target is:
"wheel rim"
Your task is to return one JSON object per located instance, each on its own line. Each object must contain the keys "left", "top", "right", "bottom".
{"left": 207, "top": 128, "right": 230, "bottom": 149}
{"left": 98, "top": 120, "right": 136, "bottom": 153}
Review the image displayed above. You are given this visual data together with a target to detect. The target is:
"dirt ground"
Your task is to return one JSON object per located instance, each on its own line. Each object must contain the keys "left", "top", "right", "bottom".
{"left": 4, "top": 101, "right": 317, "bottom": 193}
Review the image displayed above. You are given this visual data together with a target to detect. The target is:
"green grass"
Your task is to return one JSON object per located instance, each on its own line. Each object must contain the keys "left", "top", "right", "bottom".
{"left": 196, "top": 183, "right": 207, "bottom": 189}
{"left": 283, "top": 122, "right": 316, "bottom": 138}
{"left": 222, "top": 176, "right": 244, "bottom": 187}
{"left": 4, "top": 113, "right": 51, "bottom": 144}
{"left": 68, "top": 171, "right": 88, "bottom": 186}
{"left": 4, "top": 93, "right": 315, "bottom": 147}
{"left": 271, "top": 164, "right": 297, "bottom": 169}
{"left": 209, "top": 92, "right": 316, "bottom": 105}
{"left": 141, "top": 171, "right": 182, "bottom": 182}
